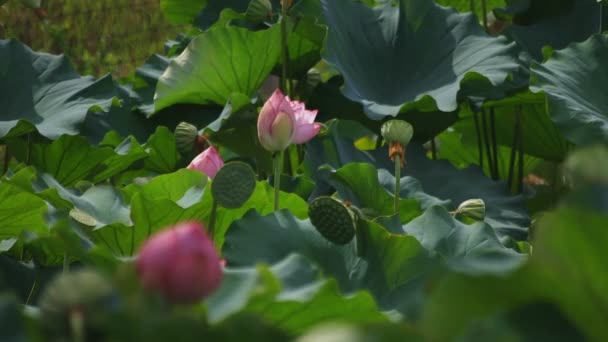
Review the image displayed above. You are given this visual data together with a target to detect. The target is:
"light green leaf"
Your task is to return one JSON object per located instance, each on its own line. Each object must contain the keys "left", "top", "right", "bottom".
{"left": 0, "top": 181, "right": 48, "bottom": 239}
{"left": 154, "top": 26, "right": 281, "bottom": 112}
{"left": 327, "top": 163, "right": 421, "bottom": 222}
{"left": 208, "top": 254, "right": 387, "bottom": 334}
{"left": 160, "top": 0, "right": 208, "bottom": 24}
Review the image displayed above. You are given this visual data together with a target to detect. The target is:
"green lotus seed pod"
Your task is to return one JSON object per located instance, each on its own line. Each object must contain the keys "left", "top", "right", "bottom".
{"left": 39, "top": 269, "right": 116, "bottom": 339}
{"left": 211, "top": 161, "right": 256, "bottom": 208}
{"left": 563, "top": 145, "right": 608, "bottom": 187}
{"left": 456, "top": 198, "right": 486, "bottom": 221}
{"left": 174, "top": 122, "right": 199, "bottom": 153}
{"left": 246, "top": 0, "right": 272, "bottom": 22}
{"left": 380, "top": 120, "right": 414, "bottom": 145}
{"left": 308, "top": 197, "right": 357, "bottom": 245}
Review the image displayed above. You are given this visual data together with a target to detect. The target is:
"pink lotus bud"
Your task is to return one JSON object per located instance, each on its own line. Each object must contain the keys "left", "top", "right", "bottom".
{"left": 187, "top": 146, "right": 224, "bottom": 179}
{"left": 257, "top": 89, "right": 321, "bottom": 152}
{"left": 136, "top": 222, "right": 223, "bottom": 304}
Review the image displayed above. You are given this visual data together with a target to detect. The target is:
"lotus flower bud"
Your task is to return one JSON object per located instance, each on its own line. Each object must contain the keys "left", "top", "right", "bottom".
{"left": 136, "top": 222, "right": 223, "bottom": 304}
{"left": 187, "top": 146, "right": 224, "bottom": 179}
{"left": 257, "top": 89, "right": 321, "bottom": 152}
{"left": 455, "top": 198, "right": 486, "bottom": 221}
{"left": 381, "top": 120, "right": 414, "bottom": 146}
{"left": 174, "top": 122, "right": 199, "bottom": 153}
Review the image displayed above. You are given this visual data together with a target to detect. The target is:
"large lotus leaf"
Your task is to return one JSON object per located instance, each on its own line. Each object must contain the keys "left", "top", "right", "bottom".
{"left": 223, "top": 210, "right": 431, "bottom": 314}
{"left": 154, "top": 26, "right": 281, "bottom": 112}
{"left": 434, "top": 0, "right": 505, "bottom": 14}
{"left": 208, "top": 254, "right": 387, "bottom": 334}
{"left": 326, "top": 163, "right": 421, "bottom": 222}
{"left": 499, "top": 0, "right": 601, "bottom": 61}
{"left": 10, "top": 135, "right": 113, "bottom": 187}
{"left": 126, "top": 53, "right": 228, "bottom": 131}
{"left": 402, "top": 206, "right": 526, "bottom": 274}
{"left": 0, "top": 180, "right": 48, "bottom": 240}
{"left": 422, "top": 208, "right": 608, "bottom": 341}
{"left": 309, "top": 77, "right": 459, "bottom": 142}
{"left": 530, "top": 34, "right": 608, "bottom": 146}
{"left": 320, "top": 0, "right": 521, "bottom": 118}
{"left": 0, "top": 39, "right": 126, "bottom": 140}
{"left": 122, "top": 169, "right": 207, "bottom": 204}
{"left": 201, "top": 181, "right": 309, "bottom": 250}
{"left": 305, "top": 120, "right": 530, "bottom": 240}
{"left": 142, "top": 127, "right": 180, "bottom": 173}
{"left": 192, "top": 0, "right": 281, "bottom": 30}
{"left": 160, "top": 0, "right": 208, "bottom": 24}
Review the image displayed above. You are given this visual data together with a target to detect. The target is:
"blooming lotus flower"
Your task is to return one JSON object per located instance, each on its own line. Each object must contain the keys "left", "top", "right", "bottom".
{"left": 187, "top": 146, "right": 224, "bottom": 179}
{"left": 136, "top": 222, "right": 223, "bottom": 304}
{"left": 257, "top": 89, "right": 321, "bottom": 152}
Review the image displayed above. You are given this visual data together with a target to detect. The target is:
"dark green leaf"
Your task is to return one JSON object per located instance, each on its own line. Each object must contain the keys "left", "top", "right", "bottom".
{"left": 320, "top": 0, "right": 521, "bottom": 118}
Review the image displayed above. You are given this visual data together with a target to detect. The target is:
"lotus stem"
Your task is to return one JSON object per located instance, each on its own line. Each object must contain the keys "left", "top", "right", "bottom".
{"left": 274, "top": 151, "right": 283, "bottom": 211}
{"left": 600, "top": 4, "right": 604, "bottom": 34}
{"left": 473, "top": 109, "right": 483, "bottom": 168}
{"left": 490, "top": 107, "right": 498, "bottom": 180}
{"left": 63, "top": 251, "right": 69, "bottom": 274}
{"left": 481, "top": 0, "right": 488, "bottom": 31}
{"left": 70, "top": 309, "right": 85, "bottom": 342}
{"left": 209, "top": 199, "right": 218, "bottom": 241}
{"left": 2, "top": 145, "right": 9, "bottom": 175}
{"left": 481, "top": 109, "right": 494, "bottom": 178}
{"left": 25, "top": 277, "right": 38, "bottom": 305}
{"left": 394, "top": 154, "right": 401, "bottom": 215}
{"left": 280, "top": 1, "right": 290, "bottom": 95}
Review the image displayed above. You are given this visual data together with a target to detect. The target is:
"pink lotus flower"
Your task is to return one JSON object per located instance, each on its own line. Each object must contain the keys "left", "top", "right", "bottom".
{"left": 257, "top": 89, "right": 321, "bottom": 152}
{"left": 136, "top": 222, "right": 223, "bottom": 304}
{"left": 187, "top": 146, "right": 224, "bottom": 179}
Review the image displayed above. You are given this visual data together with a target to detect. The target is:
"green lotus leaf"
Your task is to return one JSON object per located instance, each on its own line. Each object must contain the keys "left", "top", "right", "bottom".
{"left": 0, "top": 180, "right": 48, "bottom": 240}
{"left": 154, "top": 25, "right": 281, "bottom": 112}
{"left": 142, "top": 126, "right": 180, "bottom": 173}
{"left": 422, "top": 208, "right": 608, "bottom": 341}
{"left": 160, "top": 0, "right": 208, "bottom": 24}
{"left": 207, "top": 254, "right": 387, "bottom": 334}
{"left": 401, "top": 206, "right": 526, "bottom": 274}
{"left": 306, "top": 120, "right": 530, "bottom": 240}
{"left": 499, "top": 0, "right": 601, "bottom": 61}
{"left": 223, "top": 210, "right": 431, "bottom": 315}
{"left": 320, "top": 0, "right": 521, "bottom": 118}
{"left": 0, "top": 39, "right": 127, "bottom": 141}
{"left": 530, "top": 34, "right": 608, "bottom": 145}
{"left": 192, "top": 0, "right": 281, "bottom": 30}
{"left": 327, "top": 163, "right": 421, "bottom": 222}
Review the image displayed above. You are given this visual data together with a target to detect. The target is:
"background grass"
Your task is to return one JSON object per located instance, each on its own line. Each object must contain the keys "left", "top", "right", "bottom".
{"left": 0, "top": 0, "right": 185, "bottom": 77}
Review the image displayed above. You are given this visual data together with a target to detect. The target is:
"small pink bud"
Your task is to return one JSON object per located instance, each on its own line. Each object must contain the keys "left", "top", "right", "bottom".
{"left": 257, "top": 89, "right": 321, "bottom": 152}
{"left": 136, "top": 222, "right": 223, "bottom": 304}
{"left": 187, "top": 146, "right": 224, "bottom": 179}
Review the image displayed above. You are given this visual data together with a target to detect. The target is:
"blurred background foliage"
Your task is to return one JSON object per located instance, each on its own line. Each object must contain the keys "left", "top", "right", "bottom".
{"left": 0, "top": 0, "right": 185, "bottom": 77}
